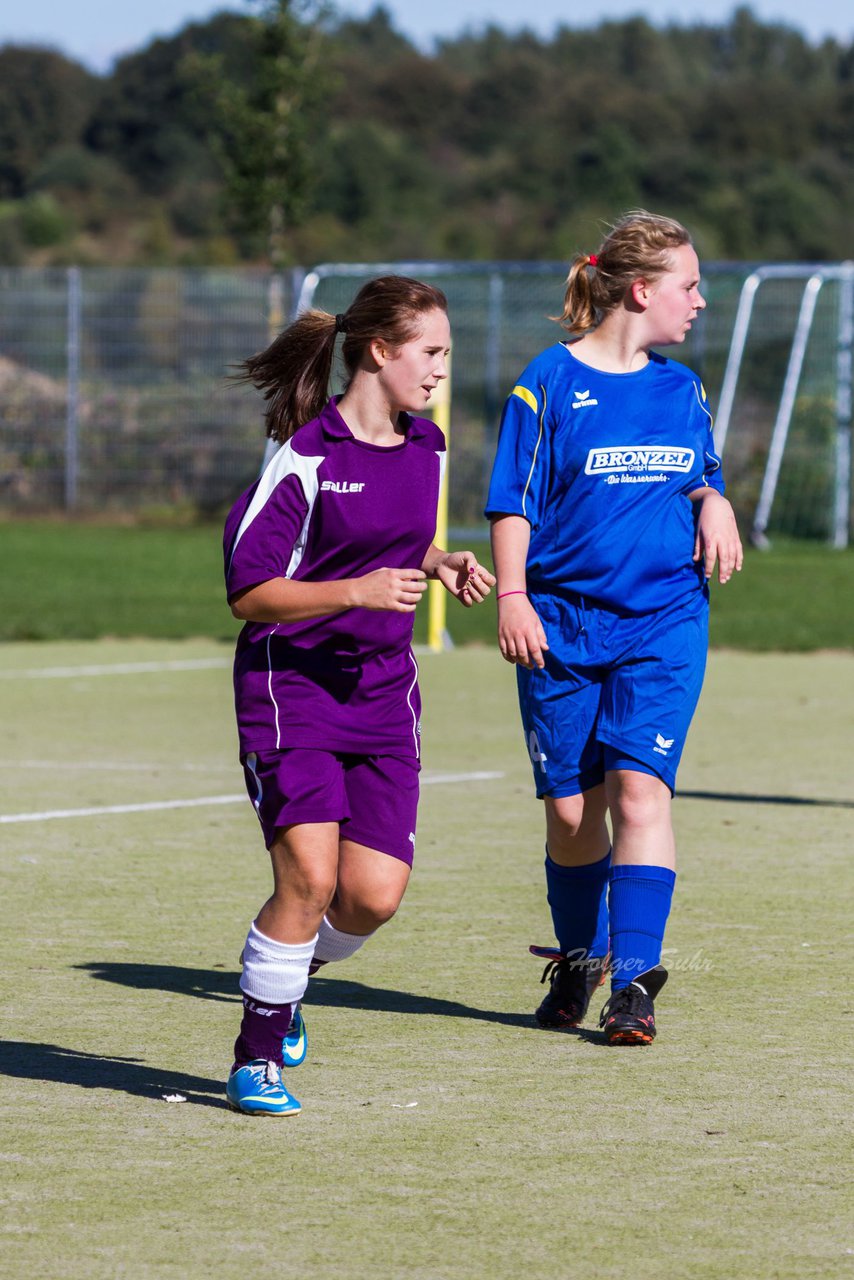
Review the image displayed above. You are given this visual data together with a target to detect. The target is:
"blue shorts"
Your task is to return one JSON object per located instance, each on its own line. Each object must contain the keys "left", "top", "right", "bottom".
{"left": 517, "top": 588, "right": 709, "bottom": 798}
{"left": 242, "top": 749, "right": 420, "bottom": 864}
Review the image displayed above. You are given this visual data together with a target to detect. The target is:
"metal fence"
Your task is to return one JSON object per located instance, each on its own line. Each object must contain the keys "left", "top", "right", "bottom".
{"left": 0, "top": 266, "right": 288, "bottom": 516}
{"left": 1, "top": 261, "right": 852, "bottom": 543}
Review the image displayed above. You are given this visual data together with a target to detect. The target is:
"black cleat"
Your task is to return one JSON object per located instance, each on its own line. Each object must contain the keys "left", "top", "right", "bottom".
{"left": 599, "top": 965, "right": 668, "bottom": 1045}
{"left": 530, "top": 945, "right": 610, "bottom": 1029}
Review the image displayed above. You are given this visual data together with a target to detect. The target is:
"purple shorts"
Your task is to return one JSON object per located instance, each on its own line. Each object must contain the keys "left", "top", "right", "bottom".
{"left": 242, "top": 748, "right": 420, "bottom": 864}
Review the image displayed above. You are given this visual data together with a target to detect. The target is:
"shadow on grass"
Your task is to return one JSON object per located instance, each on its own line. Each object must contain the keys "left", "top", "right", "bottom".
{"left": 76, "top": 962, "right": 532, "bottom": 1028}
{"left": 681, "top": 789, "right": 854, "bottom": 809}
{"left": 75, "top": 961, "right": 238, "bottom": 1002}
{"left": 0, "top": 1041, "right": 225, "bottom": 1108}
{"left": 305, "top": 975, "right": 532, "bottom": 1028}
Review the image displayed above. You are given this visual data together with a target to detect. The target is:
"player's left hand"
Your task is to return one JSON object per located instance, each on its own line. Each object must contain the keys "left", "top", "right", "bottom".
{"left": 434, "top": 551, "right": 496, "bottom": 606}
{"left": 693, "top": 490, "right": 743, "bottom": 583}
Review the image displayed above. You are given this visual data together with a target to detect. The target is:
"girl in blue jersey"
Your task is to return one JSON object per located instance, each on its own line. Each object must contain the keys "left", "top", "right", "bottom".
{"left": 486, "top": 211, "right": 742, "bottom": 1045}
{"left": 224, "top": 276, "right": 494, "bottom": 1114}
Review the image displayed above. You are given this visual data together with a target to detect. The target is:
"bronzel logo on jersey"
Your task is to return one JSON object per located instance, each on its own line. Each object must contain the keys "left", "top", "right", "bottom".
{"left": 321, "top": 480, "right": 365, "bottom": 493}
{"left": 572, "top": 388, "right": 599, "bottom": 409}
{"left": 585, "top": 446, "right": 695, "bottom": 475}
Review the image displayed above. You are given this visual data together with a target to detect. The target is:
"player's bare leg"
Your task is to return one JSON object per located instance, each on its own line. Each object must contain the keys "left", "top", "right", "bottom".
{"left": 544, "top": 785, "right": 610, "bottom": 865}
{"left": 606, "top": 770, "right": 675, "bottom": 871}
{"left": 257, "top": 821, "right": 340, "bottom": 942}
{"left": 329, "top": 838, "right": 411, "bottom": 934}
{"left": 304, "top": 838, "right": 411, "bottom": 977}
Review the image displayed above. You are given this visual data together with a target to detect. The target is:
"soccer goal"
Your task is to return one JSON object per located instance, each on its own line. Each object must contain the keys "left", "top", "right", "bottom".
{"left": 713, "top": 262, "right": 854, "bottom": 549}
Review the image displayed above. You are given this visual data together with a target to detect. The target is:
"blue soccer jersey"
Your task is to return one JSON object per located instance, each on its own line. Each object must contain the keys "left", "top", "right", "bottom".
{"left": 485, "top": 343, "right": 724, "bottom": 614}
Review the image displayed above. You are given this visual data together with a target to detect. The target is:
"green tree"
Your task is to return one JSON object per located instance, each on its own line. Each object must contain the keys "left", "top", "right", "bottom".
{"left": 0, "top": 47, "right": 98, "bottom": 198}
{"left": 3, "top": 7, "right": 854, "bottom": 266}
{"left": 85, "top": 13, "right": 253, "bottom": 196}
{"left": 198, "top": 0, "right": 332, "bottom": 267}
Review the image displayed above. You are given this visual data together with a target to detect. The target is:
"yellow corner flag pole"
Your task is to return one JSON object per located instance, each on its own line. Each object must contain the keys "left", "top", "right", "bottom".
{"left": 427, "top": 354, "right": 451, "bottom": 653}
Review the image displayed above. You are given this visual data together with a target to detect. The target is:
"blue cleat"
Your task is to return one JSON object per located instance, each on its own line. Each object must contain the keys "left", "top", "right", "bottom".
{"left": 226, "top": 1059, "right": 301, "bottom": 1115}
{"left": 282, "top": 1004, "right": 308, "bottom": 1069}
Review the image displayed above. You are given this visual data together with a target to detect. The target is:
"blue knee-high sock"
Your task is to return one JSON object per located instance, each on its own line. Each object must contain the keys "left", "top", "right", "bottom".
{"left": 545, "top": 849, "right": 611, "bottom": 960}
{"left": 609, "top": 864, "right": 676, "bottom": 991}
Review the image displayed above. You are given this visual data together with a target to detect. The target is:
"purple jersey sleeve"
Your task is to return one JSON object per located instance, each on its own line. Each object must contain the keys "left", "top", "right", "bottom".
{"left": 225, "top": 474, "right": 308, "bottom": 600}
{"left": 224, "top": 438, "right": 325, "bottom": 599}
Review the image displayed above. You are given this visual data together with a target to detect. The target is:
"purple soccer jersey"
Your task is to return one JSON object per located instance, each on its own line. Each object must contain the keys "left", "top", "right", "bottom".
{"left": 224, "top": 398, "right": 446, "bottom": 759}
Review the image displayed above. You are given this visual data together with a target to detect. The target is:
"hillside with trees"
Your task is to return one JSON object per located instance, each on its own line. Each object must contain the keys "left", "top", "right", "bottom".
{"left": 0, "top": 2, "right": 852, "bottom": 266}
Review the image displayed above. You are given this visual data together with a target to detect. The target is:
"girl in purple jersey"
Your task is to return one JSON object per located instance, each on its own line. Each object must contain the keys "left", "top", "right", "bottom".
{"left": 486, "top": 212, "right": 742, "bottom": 1046}
{"left": 223, "top": 275, "right": 494, "bottom": 1115}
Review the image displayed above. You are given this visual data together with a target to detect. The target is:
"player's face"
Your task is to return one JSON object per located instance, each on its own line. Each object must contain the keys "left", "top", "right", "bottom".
{"left": 642, "top": 243, "right": 706, "bottom": 345}
{"left": 378, "top": 308, "right": 451, "bottom": 412}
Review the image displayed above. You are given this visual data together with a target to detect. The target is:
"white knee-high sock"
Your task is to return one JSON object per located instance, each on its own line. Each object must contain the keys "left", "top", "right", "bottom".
{"left": 312, "top": 915, "right": 373, "bottom": 965}
{"left": 239, "top": 921, "right": 316, "bottom": 1006}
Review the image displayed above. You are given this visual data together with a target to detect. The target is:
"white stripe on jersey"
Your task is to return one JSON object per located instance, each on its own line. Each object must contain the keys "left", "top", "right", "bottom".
{"left": 228, "top": 440, "right": 324, "bottom": 578}
{"left": 266, "top": 632, "right": 283, "bottom": 750}
{"left": 245, "top": 752, "right": 264, "bottom": 811}
{"left": 521, "top": 384, "right": 547, "bottom": 519}
{"left": 692, "top": 379, "right": 714, "bottom": 429}
{"left": 692, "top": 380, "right": 722, "bottom": 487}
{"left": 405, "top": 649, "right": 420, "bottom": 759}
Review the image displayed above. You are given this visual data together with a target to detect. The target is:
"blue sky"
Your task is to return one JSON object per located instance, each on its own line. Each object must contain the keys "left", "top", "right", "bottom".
{"left": 1, "top": 0, "right": 851, "bottom": 71}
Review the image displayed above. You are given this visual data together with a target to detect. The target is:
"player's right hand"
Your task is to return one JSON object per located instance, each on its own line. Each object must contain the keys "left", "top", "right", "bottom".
{"left": 497, "top": 594, "right": 549, "bottom": 669}
{"left": 355, "top": 567, "right": 428, "bottom": 612}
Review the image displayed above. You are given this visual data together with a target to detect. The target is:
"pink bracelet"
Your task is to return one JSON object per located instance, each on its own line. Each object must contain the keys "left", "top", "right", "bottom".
{"left": 497, "top": 590, "right": 528, "bottom": 600}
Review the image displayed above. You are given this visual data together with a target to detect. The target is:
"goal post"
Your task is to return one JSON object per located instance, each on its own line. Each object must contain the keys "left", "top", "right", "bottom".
{"left": 425, "top": 354, "right": 452, "bottom": 653}
{"left": 713, "top": 261, "right": 854, "bottom": 549}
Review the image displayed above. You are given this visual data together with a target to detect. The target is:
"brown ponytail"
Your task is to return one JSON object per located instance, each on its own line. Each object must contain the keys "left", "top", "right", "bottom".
{"left": 554, "top": 210, "right": 693, "bottom": 337}
{"left": 235, "top": 275, "right": 448, "bottom": 443}
{"left": 234, "top": 311, "right": 338, "bottom": 444}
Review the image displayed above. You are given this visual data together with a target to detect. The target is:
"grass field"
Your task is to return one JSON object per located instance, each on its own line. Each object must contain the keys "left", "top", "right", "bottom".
{"left": 3, "top": 519, "right": 854, "bottom": 650}
{"left": 2, "top": 639, "right": 852, "bottom": 1279}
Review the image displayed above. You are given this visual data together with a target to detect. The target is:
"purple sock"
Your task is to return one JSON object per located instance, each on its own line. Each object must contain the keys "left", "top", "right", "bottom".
{"left": 233, "top": 994, "right": 293, "bottom": 1068}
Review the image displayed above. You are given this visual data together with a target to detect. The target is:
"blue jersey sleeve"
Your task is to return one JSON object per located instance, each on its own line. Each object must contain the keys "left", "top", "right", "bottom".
{"left": 485, "top": 378, "right": 551, "bottom": 528}
{"left": 689, "top": 377, "right": 725, "bottom": 495}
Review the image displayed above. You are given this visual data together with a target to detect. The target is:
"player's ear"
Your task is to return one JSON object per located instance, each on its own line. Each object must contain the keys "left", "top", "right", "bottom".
{"left": 631, "top": 277, "right": 653, "bottom": 309}
{"left": 369, "top": 337, "right": 388, "bottom": 367}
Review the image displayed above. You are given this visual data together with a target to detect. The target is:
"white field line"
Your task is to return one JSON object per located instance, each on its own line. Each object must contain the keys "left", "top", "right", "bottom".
{"left": 0, "top": 652, "right": 438, "bottom": 680}
{"left": 0, "top": 658, "right": 232, "bottom": 679}
{"left": 0, "top": 795, "right": 246, "bottom": 824}
{"left": 0, "top": 771, "right": 504, "bottom": 825}
{"left": 1, "top": 760, "right": 236, "bottom": 772}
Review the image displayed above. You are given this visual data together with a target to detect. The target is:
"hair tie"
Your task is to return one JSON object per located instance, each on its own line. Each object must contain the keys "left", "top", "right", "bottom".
{"left": 334, "top": 313, "right": 348, "bottom": 333}
{"left": 588, "top": 254, "right": 599, "bottom": 268}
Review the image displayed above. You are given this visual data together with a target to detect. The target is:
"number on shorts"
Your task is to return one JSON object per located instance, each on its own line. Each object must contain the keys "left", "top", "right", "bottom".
{"left": 528, "top": 729, "right": 548, "bottom": 772}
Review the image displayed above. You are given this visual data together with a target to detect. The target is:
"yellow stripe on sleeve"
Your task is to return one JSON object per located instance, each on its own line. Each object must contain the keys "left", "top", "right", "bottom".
{"left": 512, "top": 384, "right": 539, "bottom": 414}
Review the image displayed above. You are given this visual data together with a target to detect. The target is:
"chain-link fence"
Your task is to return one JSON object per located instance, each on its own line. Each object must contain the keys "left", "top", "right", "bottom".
{"left": 1, "top": 262, "right": 851, "bottom": 542}
{"left": 0, "top": 266, "right": 290, "bottom": 516}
